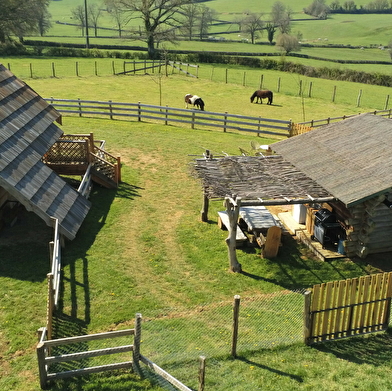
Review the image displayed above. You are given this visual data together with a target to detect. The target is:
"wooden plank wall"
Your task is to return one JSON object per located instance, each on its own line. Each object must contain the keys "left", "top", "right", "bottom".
{"left": 305, "top": 272, "right": 392, "bottom": 344}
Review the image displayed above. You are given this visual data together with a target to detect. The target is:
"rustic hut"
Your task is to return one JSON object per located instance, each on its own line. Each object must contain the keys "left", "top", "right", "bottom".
{"left": 0, "top": 63, "right": 90, "bottom": 240}
{"left": 192, "top": 113, "right": 392, "bottom": 268}
{"left": 273, "top": 113, "right": 392, "bottom": 259}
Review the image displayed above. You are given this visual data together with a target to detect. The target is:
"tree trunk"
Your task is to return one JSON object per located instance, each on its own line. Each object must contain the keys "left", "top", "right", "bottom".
{"left": 225, "top": 197, "right": 242, "bottom": 273}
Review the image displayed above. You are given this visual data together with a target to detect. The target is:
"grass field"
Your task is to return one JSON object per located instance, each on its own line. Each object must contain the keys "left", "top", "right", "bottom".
{"left": 2, "top": 64, "right": 392, "bottom": 390}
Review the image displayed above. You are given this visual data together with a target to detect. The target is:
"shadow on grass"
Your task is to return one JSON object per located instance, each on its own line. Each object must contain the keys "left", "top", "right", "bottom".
{"left": 314, "top": 328, "right": 392, "bottom": 366}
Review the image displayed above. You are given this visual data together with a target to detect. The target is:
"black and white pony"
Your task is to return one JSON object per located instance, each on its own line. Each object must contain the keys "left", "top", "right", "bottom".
{"left": 185, "top": 94, "right": 205, "bottom": 111}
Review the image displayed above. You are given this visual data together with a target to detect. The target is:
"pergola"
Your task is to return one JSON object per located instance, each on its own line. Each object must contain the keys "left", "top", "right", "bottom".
{"left": 191, "top": 153, "right": 336, "bottom": 272}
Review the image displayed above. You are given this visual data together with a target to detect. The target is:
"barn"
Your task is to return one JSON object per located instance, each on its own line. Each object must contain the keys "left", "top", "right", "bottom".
{"left": 192, "top": 113, "right": 392, "bottom": 267}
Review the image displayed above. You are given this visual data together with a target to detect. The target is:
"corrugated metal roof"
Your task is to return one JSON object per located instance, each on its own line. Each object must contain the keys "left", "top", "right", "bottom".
{"left": 0, "top": 63, "right": 90, "bottom": 240}
{"left": 273, "top": 113, "right": 392, "bottom": 207}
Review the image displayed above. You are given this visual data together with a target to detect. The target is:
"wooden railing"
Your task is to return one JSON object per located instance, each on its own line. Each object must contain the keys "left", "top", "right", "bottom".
{"left": 45, "top": 98, "right": 292, "bottom": 138}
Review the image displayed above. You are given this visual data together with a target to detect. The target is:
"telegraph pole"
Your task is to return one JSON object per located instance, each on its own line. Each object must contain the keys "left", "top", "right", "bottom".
{"left": 84, "top": 0, "right": 90, "bottom": 49}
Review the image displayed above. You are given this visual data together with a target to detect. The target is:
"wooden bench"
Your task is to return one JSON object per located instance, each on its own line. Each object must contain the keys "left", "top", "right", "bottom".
{"left": 217, "top": 211, "right": 248, "bottom": 247}
{"left": 239, "top": 206, "right": 281, "bottom": 235}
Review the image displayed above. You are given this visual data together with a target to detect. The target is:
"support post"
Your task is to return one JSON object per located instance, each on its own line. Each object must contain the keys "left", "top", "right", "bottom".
{"left": 231, "top": 295, "right": 241, "bottom": 357}
{"left": 304, "top": 290, "right": 312, "bottom": 345}
{"left": 225, "top": 197, "right": 242, "bottom": 273}
{"left": 37, "top": 342, "right": 48, "bottom": 389}
{"left": 198, "top": 356, "right": 206, "bottom": 391}
{"left": 133, "top": 313, "right": 142, "bottom": 376}
{"left": 201, "top": 189, "right": 209, "bottom": 222}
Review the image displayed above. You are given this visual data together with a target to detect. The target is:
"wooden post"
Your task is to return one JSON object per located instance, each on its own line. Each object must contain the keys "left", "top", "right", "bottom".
{"left": 112, "top": 60, "right": 115, "bottom": 75}
{"left": 133, "top": 60, "right": 136, "bottom": 73}
{"left": 225, "top": 68, "right": 228, "bottom": 84}
{"left": 133, "top": 313, "right": 142, "bottom": 376}
{"left": 109, "top": 100, "right": 113, "bottom": 120}
{"left": 260, "top": 74, "right": 264, "bottom": 90}
{"left": 51, "top": 62, "right": 56, "bottom": 78}
{"left": 223, "top": 112, "right": 228, "bottom": 133}
{"left": 225, "top": 197, "right": 242, "bottom": 273}
{"left": 231, "top": 295, "right": 241, "bottom": 357}
{"left": 298, "top": 80, "right": 302, "bottom": 96}
{"left": 76, "top": 61, "right": 79, "bottom": 77}
{"left": 191, "top": 111, "right": 195, "bottom": 129}
{"left": 385, "top": 95, "right": 390, "bottom": 110}
{"left": 243, "top": 71, "right": 246, "bottom": 86}
{"left": 277, "top": 77, "right": 281, "bottom": 92}
{"left": 123, "top": 61, "right": 126, "bottom": 74}
{"left": 196, "top": 65, "right": 199, "bottom": 78}
{"left": 332, "top": 85, "right": 337, "bottom": 102}
{"left": 37, "top": 342, "right": 48, "bottom": 389}
{"left": 30, "top": 63, "right": 33, "bottom": 78}
{"left": 357, "top": 89, "right": 362, "bottom": 107}
{"left": 201, "top": 188, "right": 209, "bottom": 222}
{"left": 308, "top": 81, "right": 313, "bottom": 98}
{"left": 94, "top": 60, "right": 98, "bottom": 76}
{"left": 47, "top": 273, "right": 54, "bottom": 341}
{"left": 304, "top": 290, "right": 312, "bottom": 345}
{"left": 198, "top": 356, "right": 206, "bottom": 391}
{"left": 138, "top": 101, "right": 141, "bottom": 121}
{"left": 165, "top": 105, "right": 168, "bottom": 125}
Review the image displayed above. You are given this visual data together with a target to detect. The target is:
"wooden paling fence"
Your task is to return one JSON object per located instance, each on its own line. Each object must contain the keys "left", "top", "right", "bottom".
{"left": 304, "top": 272, "right": 392, "bottom": 345}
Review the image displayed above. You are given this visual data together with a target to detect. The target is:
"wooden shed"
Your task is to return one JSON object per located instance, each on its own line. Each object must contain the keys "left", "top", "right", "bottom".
{"left": 273, "top": 113, "right": 392, "bottom": 259}
{"left": 0, "top": 63, "right": 90, "bottom": 240}
{"left": 192, "top": 113, "right": 392, "bottom": 268}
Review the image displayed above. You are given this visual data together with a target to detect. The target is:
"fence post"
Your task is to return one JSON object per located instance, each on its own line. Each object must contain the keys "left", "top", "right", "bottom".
{"left": 257, "top": 116, "right": 261, "bottom": 137}
{"left": 78, "top": 98, "right": 82, "bottom": 117}
{"left": 138, "top": 101, "right": 141, "bottom": 121}
{"left": 260, "top": 74, "right": 264, "bottom": 90}
{"left": 112, "top": 61, "right": 115, "bottom": 75}
{"left": 225, "top": 68, "right": 228, "bottom": 84}
{"left": 304, "top": 290, "right": 312, "bottom": 345}
{"left": 198, "top": 356, "right": 206, "bottom": 391}
{"left": 277, "top": 77, "right": 281, "bottom": 92}
{"left": 332, "top": 85, "right": 337, "bottom": 102}
{"left": 109, "top": 100, "right": 113, "bottom": 120}
{"left": 52, "top": 62, "right": 56, "bottom": 78}
{"left": 7, "top": 63, "right": 11, "bottom": 71}
{"left": 191, "top": 111, "right": 195, "bottom": 129}
{"left": 196, "top": 65, "right": 199, "bottom": 78}
{"left": 75, "top": 61, "right": 79, "bottom": 77}
{"left": 37, "top": 342, "right": 48, "bottom": 389}
{"left": 243, "top": 71, "right": 246, "bottom": 86}
{"left": 308, "top": 81, "right": 312, "bottom": 98}
{"left": 95, "top": 61, "right": 98, "bottom": 76}
{"left": 165, "top": 105, "right": 168, "bottom": 125}
{"left": 223, "top": 112, "right": 228, "bottom": 133}
{"left": 123, "top": 61, "right": 126, "bottom": 74}
{"left": 133, "top": 313, "right": 142, "bottom": 375}
{"left": 385, "top": 95, "right": 390, "bottom": 110}
{"left": 47, "top": 273, "right": 54, "bottom": 341}
{"left": 298, "top": 80, "right": 302, "bottom": 96}
{"left": 357, "top": 89, "right": 362, "bottom": 107}
{"left": 29, "top": 63, "right": 33, "bottom": 78}
{"left": 133, "top": 60, "right": 136, "bottom": 73}
{"left": 231, "top": 295, "right": 240, "bottom": 358}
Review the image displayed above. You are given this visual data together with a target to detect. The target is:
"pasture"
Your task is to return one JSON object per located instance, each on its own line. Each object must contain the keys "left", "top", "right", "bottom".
{"left": 2, "top": 60, "right": 392, "bottom": 390}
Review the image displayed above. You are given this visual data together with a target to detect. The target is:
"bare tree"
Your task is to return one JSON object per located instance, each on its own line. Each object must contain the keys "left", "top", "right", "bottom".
{"left": 88, "top": 3, "right": 102, "bottom": 37}
{"left": 241, "top": 13, "right": 263, "bottom": 44}
{"left": 181, "top": 3, "right": 199, "bottom": 40}
{"left": 105, "top": 0, "right": 130, "bottom": 38}
{"left": 197, "top": 5, "right": 216, "bottom": 40}
{"left": 271, "top": 1, "right": 292, "bottom": 34}
{"left": 108, "top": 0, "right": 192, "bottom": 58}
{"left": 71, "top": 5, "right": 86, "bottom": 36}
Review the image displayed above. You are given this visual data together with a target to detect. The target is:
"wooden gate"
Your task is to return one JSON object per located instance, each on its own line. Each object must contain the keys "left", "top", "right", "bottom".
{"left": 304, "top": 272, "right": 392, "bottom": 345}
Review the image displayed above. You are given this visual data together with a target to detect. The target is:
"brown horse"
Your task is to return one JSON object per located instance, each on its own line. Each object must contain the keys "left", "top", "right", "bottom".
{"left": 250, "top": 90, "right": 273, "bottom": 105}
{"left": 185, "top": 94, "right": 205, "bottom": 111}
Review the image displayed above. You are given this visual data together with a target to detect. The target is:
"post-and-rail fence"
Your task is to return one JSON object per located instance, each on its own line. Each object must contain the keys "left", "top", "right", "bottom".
{"left": 46, "top": 98, "right": 392, "bottom": 139}
{"left": 304, "top": 272, "right": 392, "bottom": 345}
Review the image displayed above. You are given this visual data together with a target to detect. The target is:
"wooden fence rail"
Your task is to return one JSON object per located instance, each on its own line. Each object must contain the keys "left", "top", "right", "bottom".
{"left": 45, "top": 98, "right": 292, "bottom": 137}
{"left": 304, "top": 272, "right": 392, "bottom": 345}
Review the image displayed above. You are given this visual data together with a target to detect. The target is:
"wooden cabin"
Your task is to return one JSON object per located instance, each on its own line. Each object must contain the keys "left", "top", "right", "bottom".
{"left": 273, "top": 113, "right": 392, "bottom": 258}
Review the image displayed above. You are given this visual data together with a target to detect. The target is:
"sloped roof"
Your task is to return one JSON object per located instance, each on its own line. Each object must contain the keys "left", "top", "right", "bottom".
{"left": 273, "top": 113, "right": 392, "bottom": 207}
{"left": 192, "top": 154, "right": 334, "bottom": 202}
{"left": 0, "top": 63, "right": 90, "bottom": 240}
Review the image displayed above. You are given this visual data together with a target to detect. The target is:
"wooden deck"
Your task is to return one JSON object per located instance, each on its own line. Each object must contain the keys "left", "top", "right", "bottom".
{"left": 277, "top": 212, "right": 346, "bottom": 261}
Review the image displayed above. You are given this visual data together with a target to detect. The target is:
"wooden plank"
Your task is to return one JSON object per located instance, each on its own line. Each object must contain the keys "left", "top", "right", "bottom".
{"left": 321, "top": 282, "right": 333, "bottom": 341}
{"left": 334, "top": 279, "right": 346, "bottom": 338}
{"left": 262, "top": 226, "right": 281, "bottom": 258}
{"left": 217, "top": 211, "right": 247, "bottom": 245}
{"left": 311, "top": 284, "right": 321, "bottom": 343}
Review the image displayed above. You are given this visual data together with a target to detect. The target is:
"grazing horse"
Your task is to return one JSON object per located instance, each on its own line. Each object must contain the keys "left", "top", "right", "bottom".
{"left": 250, "top": 90, "right": 273, "bottom": 105}
{"left": 185, "top": 94, "right": 205, "bottom": 111}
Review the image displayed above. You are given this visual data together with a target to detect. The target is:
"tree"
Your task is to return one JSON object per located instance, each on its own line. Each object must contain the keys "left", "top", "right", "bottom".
{"left": 105, "top": 0, "right": 130, "bottom": 38}
{"left": 276, "top": 33, "right": 301, "bottom": 54}
{"left": 271, "top": 1, "right": 292, "bottom": 34}
{"left": 329, "top": 0, "right": 341, "bottom": 10}
{"left": 0, "top": 0, "right": 51, "bottom": 43}
{"left": 71, "top": 5, "right": 86, "bottom": 36}
{"left": 181, "top": 3, "right": 199, "bottom": 40}
{"left": 304, "top": 0, "right": 330, "bottom": 18}
{"left": 107, "top": 0, "right": 192, "bottom": 59}
{"left": 88, "top": 3, "right": 102, "bottom": 37}
{"left": 342, "top": 1, "right": 357, "bottom": 10}
{"left": 197, "top": 5, "right": 216, "bottom": 40}
{"left": 241, "top": 13, "right": 263, "bottom": 44}
{"left": 265, "top": 23, "right": 277, "bottom": 44}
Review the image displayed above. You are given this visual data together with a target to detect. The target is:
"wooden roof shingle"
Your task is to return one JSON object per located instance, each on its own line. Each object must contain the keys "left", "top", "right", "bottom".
{"left": 0, "top": 64, "right": 90, "bottom": 240}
